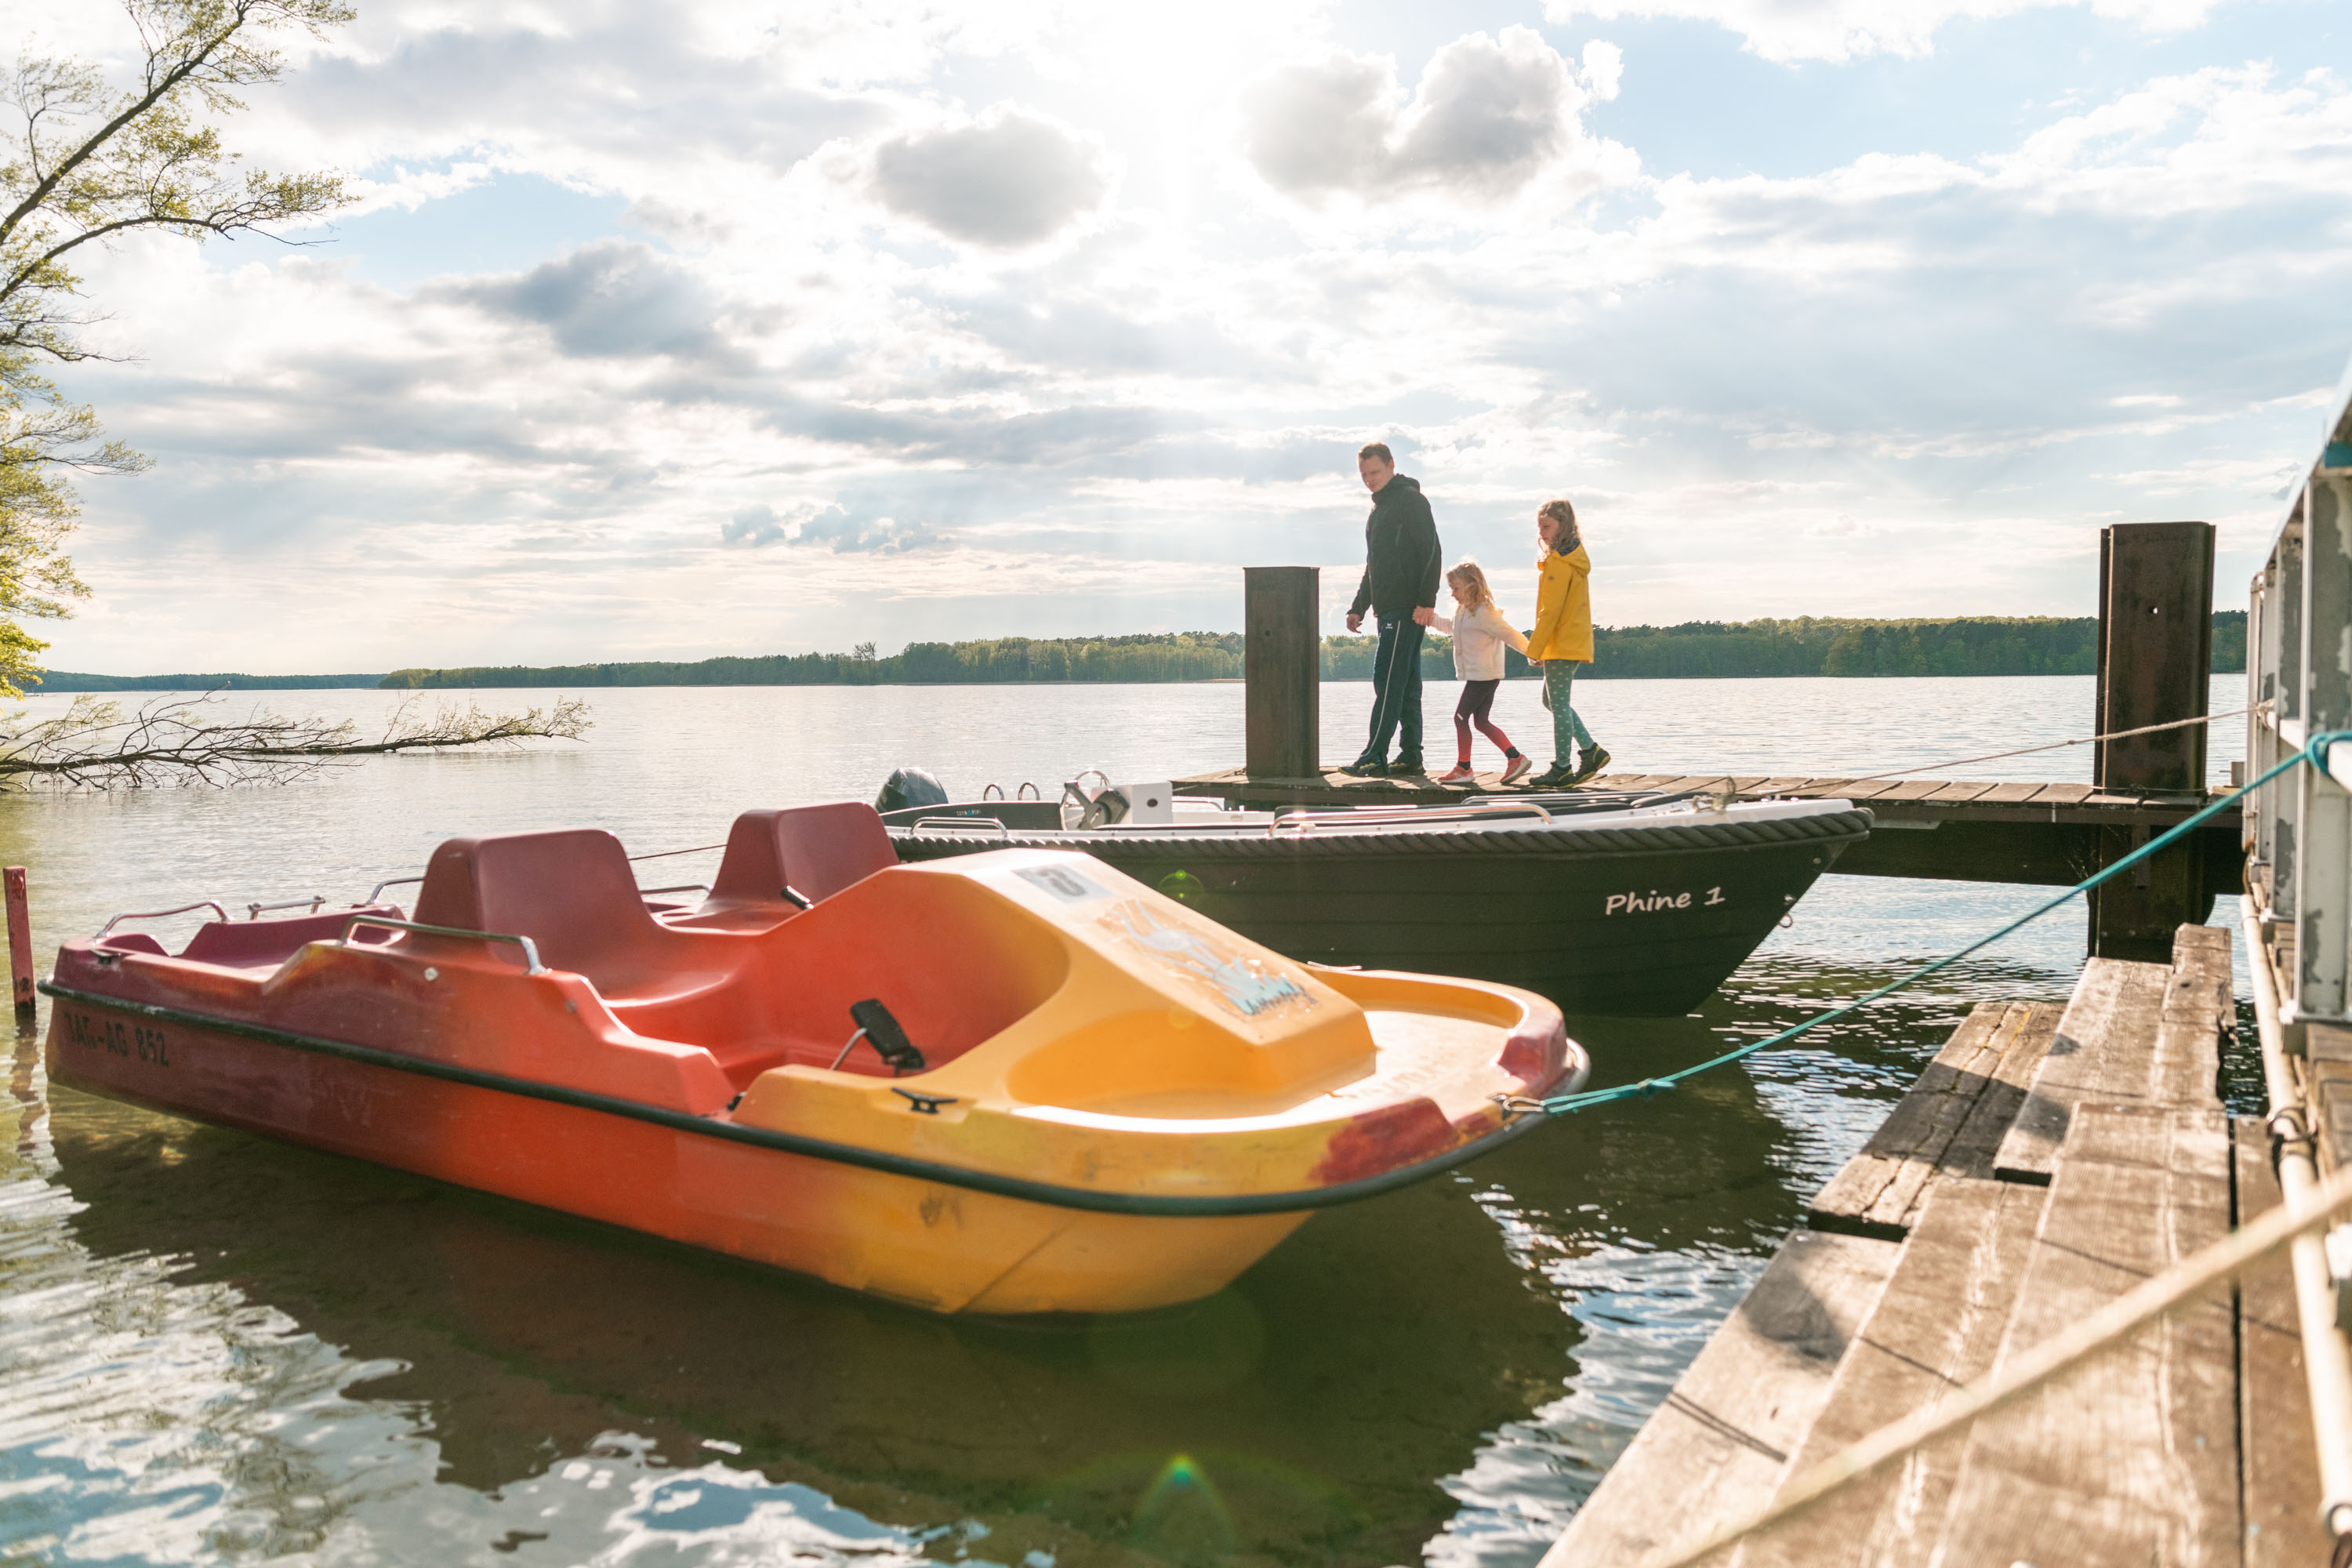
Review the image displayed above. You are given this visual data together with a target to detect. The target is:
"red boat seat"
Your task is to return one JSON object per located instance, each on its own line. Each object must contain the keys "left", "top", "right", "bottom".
{"left": 706, "top": 804, "right": 898, "bottom": 908}
{"left": 413, "top": 829, "right": 739, "bottom": 1007}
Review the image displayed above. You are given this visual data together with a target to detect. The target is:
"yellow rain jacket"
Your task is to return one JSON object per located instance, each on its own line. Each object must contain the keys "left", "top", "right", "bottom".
{"left": 1526, "top": 545, "right": 1593, "bottom": 664}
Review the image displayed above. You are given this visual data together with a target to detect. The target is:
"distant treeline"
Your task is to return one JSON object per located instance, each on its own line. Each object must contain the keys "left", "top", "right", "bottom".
{"left": 34, "top": 612, "right": 2246, "bottom": 694}
{"left": 372, "top": 612, "right": 2246, "bottom": 689}
{"left": 380, "top": 633, "right": 1251, "bottom": 689}
{"left": 31, "top": 670, "right": 389, "bottom": 692}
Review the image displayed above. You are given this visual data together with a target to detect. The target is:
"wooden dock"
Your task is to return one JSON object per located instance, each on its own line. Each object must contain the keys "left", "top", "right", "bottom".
{"left": 1172, "top": 766, "right": 2242, "bottom": 899}
{"left": 1538, "top": 922, "right": 2328, "bottom": 1567}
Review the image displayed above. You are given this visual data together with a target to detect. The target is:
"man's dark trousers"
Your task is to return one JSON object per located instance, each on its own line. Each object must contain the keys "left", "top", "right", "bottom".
{"left": 1362, "top": 615, "right": 1426, "bottom": 767}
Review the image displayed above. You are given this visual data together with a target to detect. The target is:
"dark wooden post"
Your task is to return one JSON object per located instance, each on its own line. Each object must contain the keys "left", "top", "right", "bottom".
{"left": 1245, "top": 567, "right": 1319, "bottom": 778}
{"left": 2088, "top": 521, "right": 2216, "bottom": 961}
{"left": 5, "top": 866, "right": 31, "bottom": 1028}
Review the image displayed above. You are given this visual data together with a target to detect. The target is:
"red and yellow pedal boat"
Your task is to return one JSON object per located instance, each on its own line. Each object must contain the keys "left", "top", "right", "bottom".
{"left": 42, "top": 804, "right": 1584, "bottom": 1314}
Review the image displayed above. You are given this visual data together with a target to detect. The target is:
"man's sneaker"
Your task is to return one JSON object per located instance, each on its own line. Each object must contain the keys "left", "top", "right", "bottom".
{"left": 1501, "top": 755, "right": 1534, "bottom": 786}
{"left": 1437, "top": 764, "right": 1476, "bottom": 785}
{"left": 1390, "top": 756, "right": 1426, "bottom": 776}
{"left": 1348, "top": 756, "right": 1388, "bottom": 776}
{"left": 1530, "top": 762, "right": 1575, "bottom": 788}
{"left": 1566, "top": 746, "right": 1613, "bottom": 788}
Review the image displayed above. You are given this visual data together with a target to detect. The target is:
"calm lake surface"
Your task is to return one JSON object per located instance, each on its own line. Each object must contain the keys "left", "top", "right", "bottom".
{"left": 0, "top": 675, "right": 2251, "bottom": 1566}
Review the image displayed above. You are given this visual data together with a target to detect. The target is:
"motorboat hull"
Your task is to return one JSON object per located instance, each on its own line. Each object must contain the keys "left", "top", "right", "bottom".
{"left": 891, "top": 805, "right": 1872, "bottom": 1015}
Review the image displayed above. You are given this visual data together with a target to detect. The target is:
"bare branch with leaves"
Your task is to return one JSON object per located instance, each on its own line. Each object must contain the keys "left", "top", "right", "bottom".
{"left": 0, "top": 692, "right": 593, "bottom": 788}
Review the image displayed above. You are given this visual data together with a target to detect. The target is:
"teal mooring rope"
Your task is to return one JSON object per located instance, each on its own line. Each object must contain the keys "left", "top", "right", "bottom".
{"left": 1536, "top": 731, "right": 2352, "bottom": 1116}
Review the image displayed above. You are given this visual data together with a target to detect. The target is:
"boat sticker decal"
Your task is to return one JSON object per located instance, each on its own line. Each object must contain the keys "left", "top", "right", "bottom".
{"left": 1095, "top": 898, "right": 1315, "bottom": 1018}
{"left": 1014, "top": 865, "right": 1106, "bottom": 904}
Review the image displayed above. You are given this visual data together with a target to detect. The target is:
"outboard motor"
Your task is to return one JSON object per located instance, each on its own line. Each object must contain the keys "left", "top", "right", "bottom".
{"left": 874, "top": 767, "right": 949, "bottom": 814}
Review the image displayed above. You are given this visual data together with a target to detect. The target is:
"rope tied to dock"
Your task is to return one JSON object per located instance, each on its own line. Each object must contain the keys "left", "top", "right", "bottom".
{"left": 1531, "top": 725, "right": 2334, "bottom": 1120}
{"left": 1835, "top": 701, "right": 2261, "bottom": 785}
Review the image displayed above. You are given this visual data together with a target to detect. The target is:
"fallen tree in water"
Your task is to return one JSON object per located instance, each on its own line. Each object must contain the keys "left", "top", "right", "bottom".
{"left": 0, "top": 692, "right": 591, "bottom": 787}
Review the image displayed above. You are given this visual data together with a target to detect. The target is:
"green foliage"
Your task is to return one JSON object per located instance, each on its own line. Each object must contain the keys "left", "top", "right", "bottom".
{"left": 1584, "top": 612, "right": 2245, "bottom": 679}
{"left": 0, "top": 1, "right": 354, "bottom": 695}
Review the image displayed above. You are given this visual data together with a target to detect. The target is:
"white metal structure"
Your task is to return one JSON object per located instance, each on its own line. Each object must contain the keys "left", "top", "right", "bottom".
{"left": 2243, "top": 347, "right": 2352, "bottom": 1539}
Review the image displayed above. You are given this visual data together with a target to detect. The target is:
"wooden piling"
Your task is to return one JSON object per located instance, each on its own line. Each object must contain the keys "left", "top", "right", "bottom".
{"left": 1244, "top": 566, "right": 1319, "bottom": 778}
{"left": 2089, "top": 521, "right": 2217, "bottom": 962}
{"left": 5, "top": 866, "right": 31, "bottom": 1027}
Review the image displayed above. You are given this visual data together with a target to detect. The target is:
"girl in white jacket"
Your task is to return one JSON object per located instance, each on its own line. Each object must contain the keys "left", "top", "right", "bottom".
{"left": 1428, "top": 560, "right": 1534, "bottom": 786}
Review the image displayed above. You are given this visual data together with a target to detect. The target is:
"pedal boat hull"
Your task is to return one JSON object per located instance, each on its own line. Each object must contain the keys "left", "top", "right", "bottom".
{"left": 45, "top": 838, "right": 1581, "bottom": 1315}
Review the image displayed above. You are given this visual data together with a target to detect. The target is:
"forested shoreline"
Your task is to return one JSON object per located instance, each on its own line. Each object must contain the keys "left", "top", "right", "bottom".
{"left": 33, "top": 612, "right": 2247, "bottom": 691}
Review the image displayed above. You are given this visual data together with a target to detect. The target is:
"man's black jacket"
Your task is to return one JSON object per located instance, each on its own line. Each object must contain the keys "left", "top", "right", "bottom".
{"left": 1348, "top": 474, "right": 1443, "bottom": 620}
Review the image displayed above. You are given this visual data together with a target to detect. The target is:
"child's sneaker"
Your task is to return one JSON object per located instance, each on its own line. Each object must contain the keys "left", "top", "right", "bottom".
{"left": 1437, "top": 764, "right": 1475, "bottom": 785}
{"left": 1501, "top": 755, "right": 1534, "bottom": 786}
{"left": 1566, "top": 746, "right": 1613, "bottom": 787}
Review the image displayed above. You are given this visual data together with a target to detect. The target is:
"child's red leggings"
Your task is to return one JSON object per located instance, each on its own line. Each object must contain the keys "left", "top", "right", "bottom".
{"left": 1454, "top": 679, "right": 1518, "bottom": 760}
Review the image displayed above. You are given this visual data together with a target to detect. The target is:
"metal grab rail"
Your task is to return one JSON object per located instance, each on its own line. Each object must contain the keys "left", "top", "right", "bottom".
{"left": 2243, "top": 900, "right": 2352, "bottom": 1535}
{"left": 628, "top": 842, "right": 727, "bottom": 862}
{"left": 96, "top": 902, "right": 229, "bottom": 938}
{"left": 246, "top": 896, "right": 325, "bottom": 920}
{"left": 909, "top": 816, "right": 1011, "bottom": 838}
{"left": 365, "top": 874, "right": 424, "bottom": 904}
{"left": 1267, "top": 802, "right": 1555, "bottom": 836}
{"left": 637, "top": 883, "right": 710, "bottom": 897}
{"left": 336, "top": 913, "right": 547, "bottom": 975}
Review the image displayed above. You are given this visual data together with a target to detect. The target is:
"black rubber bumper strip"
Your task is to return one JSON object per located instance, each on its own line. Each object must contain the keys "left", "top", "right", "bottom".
{"left": 38, "top": 981, "right": 1579, "bottom": 1218}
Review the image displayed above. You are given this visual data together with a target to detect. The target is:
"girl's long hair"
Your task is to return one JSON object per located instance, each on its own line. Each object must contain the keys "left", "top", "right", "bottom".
{"left": 1538, "top": 498, "right": 1581, "bottom": 557}
{"left": 1446, "top": 559, "right": 1494, "bottom": 611}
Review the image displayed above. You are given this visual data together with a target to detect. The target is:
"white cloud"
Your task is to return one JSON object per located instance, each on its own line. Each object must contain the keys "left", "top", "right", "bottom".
{"left": 1538, "top": 0, "right": 2224, "bottom": 64}
{"left": 869, "top": 107, "right": 1110, "bottom": 247}
{"left": 1243, "top": 28, "right": 1587, "bottom": 202}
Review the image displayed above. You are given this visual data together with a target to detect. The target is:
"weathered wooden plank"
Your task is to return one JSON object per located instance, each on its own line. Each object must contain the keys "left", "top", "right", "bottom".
{"left": 1975, "top": 780, "right": 2057, "bottom": 804}
{"left": 1933, "top": 1103, "right": 2239, "bottom": 1566}
{"left": 1994, "top": 956, "right": 2171, "bottom": 1181}
{"left": 1922, "top": 779, "right": 1999, "bottom": 802}
{"left": 2148, "top": 923, "right": 2234, "bottom": 1107}
{"left": 1540, "top": 1229, "right": 1902, "bottom": 1568}
{"left": 1809, "top": 1001, "right": 2062, "bottom": 1237}
{"left": 2235, "top": 1116, "right": 2331, "bottom": 1568}
{"left": 1734, "top": 1178, "right": 2049, "bottom": 1568}
{"left": 1871, "top": 780, "right": 1950, "bottom": 804}
{"left": 2027, "top": 782, "right": 2099, "bottom": 804}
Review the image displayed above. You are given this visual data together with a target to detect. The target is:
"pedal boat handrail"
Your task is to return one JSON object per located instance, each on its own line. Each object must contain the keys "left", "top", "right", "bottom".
{"left": 909, "top": 815, "right": 1012, "bottom": 837}
{"left": 96, "top": 902, "right": 230, "bottom": 938}
{"left": 35, "top": 978, "right": 1584, "bottom": 1217}
{"left": 1268, "top": 802, "right": 1555, "bottom": 835}
{"left": 336, "top": 913, "right": 547, "bottom": 975}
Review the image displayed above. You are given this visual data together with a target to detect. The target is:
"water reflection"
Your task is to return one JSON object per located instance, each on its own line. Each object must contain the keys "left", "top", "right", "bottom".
{"left": 0, "top": 678, "right": 2252, "bottom": 1564}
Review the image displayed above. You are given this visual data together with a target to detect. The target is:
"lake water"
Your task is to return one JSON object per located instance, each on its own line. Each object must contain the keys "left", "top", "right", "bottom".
{"left": 0, "top": 675, "right": 2252, "bottom": 1567}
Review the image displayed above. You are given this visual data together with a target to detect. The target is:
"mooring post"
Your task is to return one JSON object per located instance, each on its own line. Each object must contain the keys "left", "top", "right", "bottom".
{"left": 1244, "top": 567, "right": 1320, "bottom": 778}
{"left": 2088, "top": 521, "right": 2216, "bottom": 962}
{"left": 5, "top": 866, "right": 31, "bottom": 1028}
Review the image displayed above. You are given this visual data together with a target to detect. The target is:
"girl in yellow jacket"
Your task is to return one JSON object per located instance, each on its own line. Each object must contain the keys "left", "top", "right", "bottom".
{"left": 1526, "top": 498, "right": 1610, "bottom": 788}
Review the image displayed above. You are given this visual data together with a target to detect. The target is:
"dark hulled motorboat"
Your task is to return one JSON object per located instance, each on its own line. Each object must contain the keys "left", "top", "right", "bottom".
{"left": 884, "top": 789, "right": 1871, "bottom": 1016}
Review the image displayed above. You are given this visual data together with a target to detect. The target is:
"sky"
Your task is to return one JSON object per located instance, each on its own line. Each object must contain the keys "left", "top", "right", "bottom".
{"left": 13, "top": 0, "right": 2352, "bottom": 673}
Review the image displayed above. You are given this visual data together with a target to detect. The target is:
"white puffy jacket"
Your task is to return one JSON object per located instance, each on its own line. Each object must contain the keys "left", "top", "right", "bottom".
{"left": 1428, "top": 601, "right": 1530, "bottom": 681}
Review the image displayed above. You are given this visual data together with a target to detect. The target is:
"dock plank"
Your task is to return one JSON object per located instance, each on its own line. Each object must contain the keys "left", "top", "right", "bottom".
{"left": 2235, "top": 1116, "right": 2331, "bottom": 1568}
{"left": 1539, "top": 1229, "right": 1901, "bottom": 1568}
{"left": 1974, "top": 780, "right": 2055, "bottom": 805}
{"left": 1809, "top": 1001, "right": 2062, "bottom": 1237}
{"left": 1733, "top": 1178, "right": 2049, "bottom": 1568}
{"left": 1933, "top": 1102, "right": 2240, "bottom": 1567}
{"left": 1993, "top": 956, "right": 2171, "bottom": 1182}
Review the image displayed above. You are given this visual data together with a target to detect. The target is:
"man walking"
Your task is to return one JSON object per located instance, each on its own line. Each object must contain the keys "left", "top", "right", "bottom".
{"left": 1344, "top": 442, "right": 1442, "bottom": 776}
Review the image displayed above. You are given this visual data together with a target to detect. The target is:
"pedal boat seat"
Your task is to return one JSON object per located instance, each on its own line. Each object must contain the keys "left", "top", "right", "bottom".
{"left": 412, "top": 829, "right": 746, "bottom": 1025}
{"left": 669, "top": 804, "right": 901, "bottom": 932}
